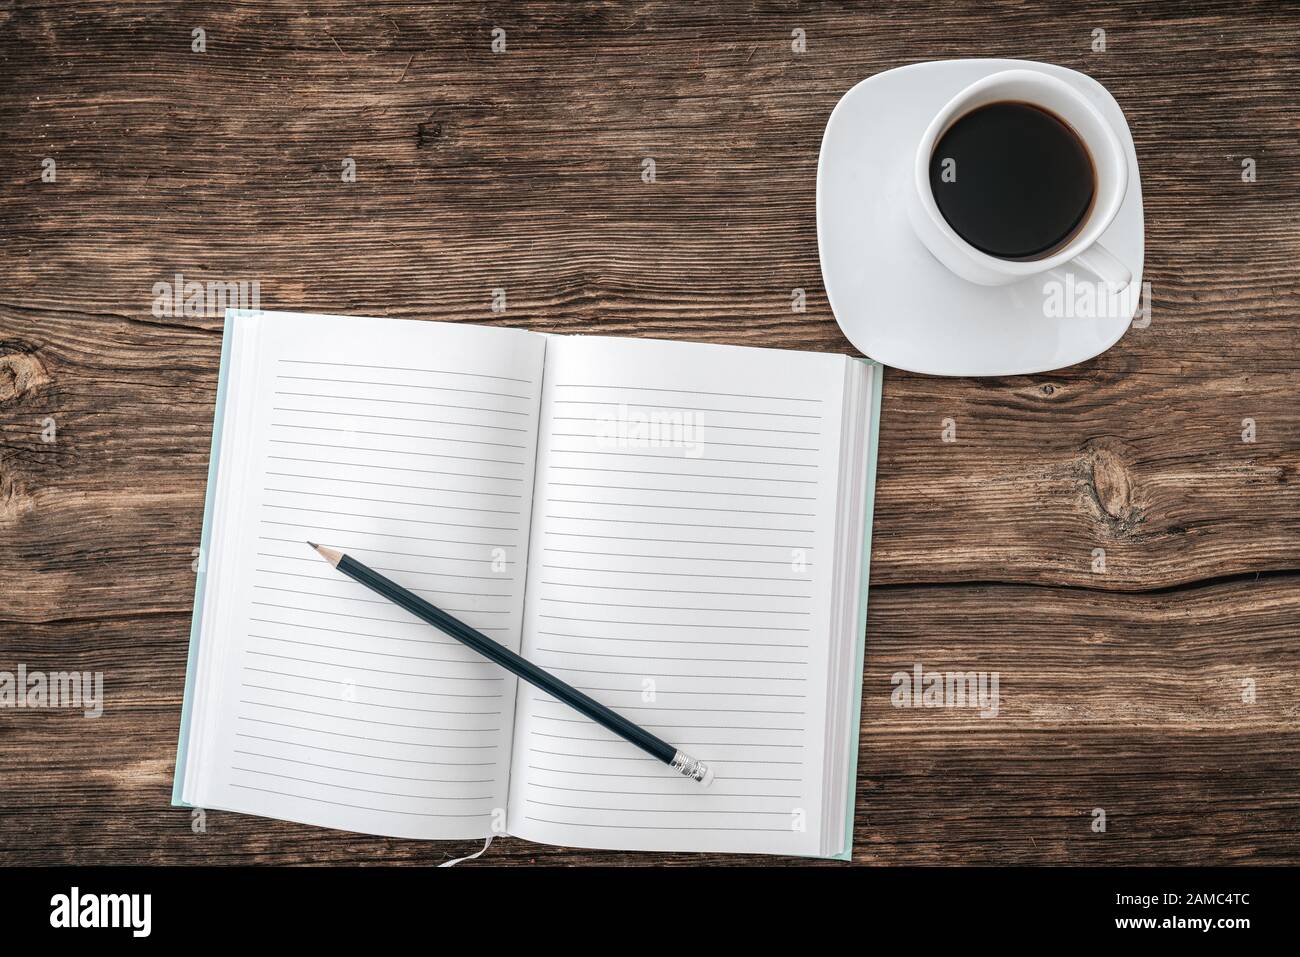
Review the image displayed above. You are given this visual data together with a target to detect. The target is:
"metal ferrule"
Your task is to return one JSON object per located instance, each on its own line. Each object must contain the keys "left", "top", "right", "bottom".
{"left": 670, "top": 751, "right": 713, "bottom": 785}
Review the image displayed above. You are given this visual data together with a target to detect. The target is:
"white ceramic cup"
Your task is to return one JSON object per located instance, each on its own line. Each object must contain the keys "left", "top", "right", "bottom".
{"left": 906, "top": 69, "right": 1131, "bottom": 290}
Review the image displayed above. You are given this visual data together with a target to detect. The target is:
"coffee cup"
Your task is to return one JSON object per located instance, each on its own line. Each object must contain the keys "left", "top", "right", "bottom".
{"left": 905, "top": 69, "right": 1131, "bottom": 290}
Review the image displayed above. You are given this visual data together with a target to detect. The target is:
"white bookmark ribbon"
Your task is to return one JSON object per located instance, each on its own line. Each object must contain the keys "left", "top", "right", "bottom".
{"left": 438, "top": 835, "right": 493, "bottom": 867}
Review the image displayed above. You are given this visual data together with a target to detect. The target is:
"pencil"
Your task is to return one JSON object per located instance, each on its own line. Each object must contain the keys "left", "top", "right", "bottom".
{"left": 307, "top": 542, "right": 715, "bottom": 786}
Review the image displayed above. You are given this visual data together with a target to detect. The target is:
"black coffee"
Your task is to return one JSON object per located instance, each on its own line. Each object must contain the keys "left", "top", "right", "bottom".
{"left": 929, "top": 101, "right": 1094, "bottom": 260}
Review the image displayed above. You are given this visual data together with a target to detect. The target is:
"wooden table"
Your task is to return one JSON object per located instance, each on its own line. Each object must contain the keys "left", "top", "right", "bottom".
{"left": 2, "top": 1, "right": 1297, "bottom": 866}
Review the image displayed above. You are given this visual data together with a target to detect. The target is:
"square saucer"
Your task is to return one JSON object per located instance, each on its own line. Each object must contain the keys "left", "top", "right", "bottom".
{"left": 817, "top": 59, "right": 1144, "bottom": 377}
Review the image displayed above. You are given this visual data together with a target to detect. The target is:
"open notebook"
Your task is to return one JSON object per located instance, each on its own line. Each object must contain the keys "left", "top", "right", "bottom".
{"left": 174, "top": 310, "right": 881, "bottom": 859}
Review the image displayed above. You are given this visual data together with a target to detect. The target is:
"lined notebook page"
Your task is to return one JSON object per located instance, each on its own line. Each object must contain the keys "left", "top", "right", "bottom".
{"left": 508, "top": 335, "right": 849, "bottom": 856}
{"left": 188, "top": 313, "right": 545, "bottom": 840}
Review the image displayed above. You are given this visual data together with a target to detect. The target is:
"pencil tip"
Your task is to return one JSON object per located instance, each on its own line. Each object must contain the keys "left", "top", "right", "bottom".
{"left": 308, "top": 542, "right": 344, "bottom": 567}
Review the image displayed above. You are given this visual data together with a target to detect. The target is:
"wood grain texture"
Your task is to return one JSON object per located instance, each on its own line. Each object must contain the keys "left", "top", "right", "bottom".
{"left": 1, "top": 0, "right": 1297, "bottom": 865}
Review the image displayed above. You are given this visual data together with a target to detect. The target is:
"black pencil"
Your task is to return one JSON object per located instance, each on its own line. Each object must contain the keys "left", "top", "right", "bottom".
{"left": 307, "top": 542, "right": 715, "bottom": 786}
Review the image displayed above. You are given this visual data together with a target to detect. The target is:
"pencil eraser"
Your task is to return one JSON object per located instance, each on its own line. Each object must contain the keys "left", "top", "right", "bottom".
{"left": 700, "top": 765, "right": 715, "bottom": 787}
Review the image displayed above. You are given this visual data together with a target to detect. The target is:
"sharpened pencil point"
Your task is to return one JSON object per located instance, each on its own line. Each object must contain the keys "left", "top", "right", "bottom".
{"left": 309, "top": 542, "right": 344, "bottom": 567}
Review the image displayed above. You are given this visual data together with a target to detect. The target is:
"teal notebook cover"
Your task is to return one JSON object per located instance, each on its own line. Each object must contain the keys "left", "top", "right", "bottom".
{"left": 171, "top": 311, "right": 237, "bottom": 806}
{"left": 833, "top": 357, "right": 882, "bottom": 861}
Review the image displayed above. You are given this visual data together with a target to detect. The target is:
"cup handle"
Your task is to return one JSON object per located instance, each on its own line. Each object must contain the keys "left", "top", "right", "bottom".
{"left": 1071, "top": 243, "right": 1131, "bottom": 292}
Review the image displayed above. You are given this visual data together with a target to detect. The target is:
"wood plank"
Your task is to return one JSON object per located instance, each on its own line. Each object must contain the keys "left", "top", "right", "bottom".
{"left": 2, "top": 576, "right": 1295, "bottom": 864}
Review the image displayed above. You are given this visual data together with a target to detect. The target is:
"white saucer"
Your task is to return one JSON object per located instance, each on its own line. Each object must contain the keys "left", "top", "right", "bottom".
{"left": 817, "top": 59, "right": 1144, "bottom": 377}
